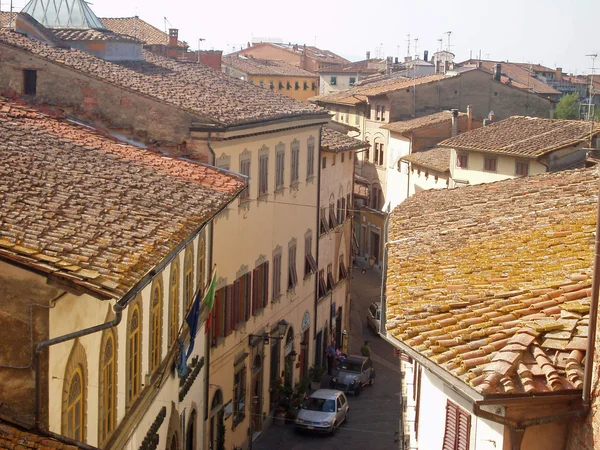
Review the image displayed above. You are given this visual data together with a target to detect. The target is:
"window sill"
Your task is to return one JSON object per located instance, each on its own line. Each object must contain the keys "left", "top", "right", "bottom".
{"left": 303, "top": 271, "right": 314, "bottom": 281}
{"left": 238, "top": 199, "right": 251, "bottom": 209}
{"left": 289, "top": 181, "right": 300, "bottom": 191}
{"left": 274, "top": 187, "right": 285, "bottom": 196}
{"left": 257, "top": 193, "right": 268, "bottom": 204}
{"left": 306, "top": 175, "right": 316, "bottom": 184}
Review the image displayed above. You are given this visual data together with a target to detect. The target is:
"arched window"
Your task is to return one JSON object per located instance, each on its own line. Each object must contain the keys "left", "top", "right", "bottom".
{"left": 150, "top": 281, "right": 163, "bottom": 373}
{"left": 66, "top": 369, "right": 83, "bottom": 440}
{"left": 127, "top": 303, "right": 142, "bottom": 405}
{"left": 169, "top": 261, "right": 180, "bottom": 344}
{"left": 99, "top": 329, "right": 116, "bottom": 443}
{"left": 184, "top": 246, "right": 195, "bottom": 311}
{"left": 197, "top": 231, "right": 206, "bottom": 298}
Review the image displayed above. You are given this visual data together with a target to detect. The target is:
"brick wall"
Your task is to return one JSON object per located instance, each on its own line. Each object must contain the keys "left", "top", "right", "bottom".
{"left": 0, "top": 43, "right": 210, "bottom": 161}
{"left": 388, "top": 69, "right": 552, "bottom": 123}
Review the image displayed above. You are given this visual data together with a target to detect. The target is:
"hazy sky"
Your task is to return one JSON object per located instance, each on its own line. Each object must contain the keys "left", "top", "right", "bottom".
{"left": 3, "top": 0, "right": 600, "bottom": 74}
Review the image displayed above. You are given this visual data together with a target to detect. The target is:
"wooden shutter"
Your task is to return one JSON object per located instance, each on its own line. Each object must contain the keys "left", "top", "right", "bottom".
{"left": 245, "top": 273, "right": 252, "bottom": 321}
{"left": 442, "top": 400, "right": 470, "bottom": 450}
{"left": 233, "top": 280, "right": 240, "bottom": 328}
{"left": 252, "top": 268, "right": 259, "bottom": 316}
{"left": 225, "top": 285, "right": 233, "bottom": 337}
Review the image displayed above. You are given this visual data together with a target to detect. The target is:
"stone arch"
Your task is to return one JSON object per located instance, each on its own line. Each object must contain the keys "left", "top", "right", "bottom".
{"left": 165, "top": 403, "right": 180, "bottom": 450}
{"left": 61, "top": 338, "right": 88, "bottom": 442}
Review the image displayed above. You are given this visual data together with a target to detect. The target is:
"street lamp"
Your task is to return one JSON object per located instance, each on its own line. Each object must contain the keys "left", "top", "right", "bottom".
{"left": 248, "top": 319, "right": 288, "bottom": 346}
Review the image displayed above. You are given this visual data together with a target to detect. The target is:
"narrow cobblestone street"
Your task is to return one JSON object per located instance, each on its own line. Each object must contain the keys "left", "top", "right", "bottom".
{"left": 254, "top": 264, "right": 401, "bottom": 450}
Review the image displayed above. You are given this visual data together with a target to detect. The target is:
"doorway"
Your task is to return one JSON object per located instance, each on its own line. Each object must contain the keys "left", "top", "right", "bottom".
{"left": 370, "top": 230, "right": 380, "bottom": 264}
{"left": 209, "top": 390, "right": 224, "bottom": 450}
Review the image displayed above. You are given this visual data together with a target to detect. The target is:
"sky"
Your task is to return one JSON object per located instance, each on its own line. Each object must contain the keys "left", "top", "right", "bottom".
{"left": 3, "top": 0, "right": 600, "bottom": 75}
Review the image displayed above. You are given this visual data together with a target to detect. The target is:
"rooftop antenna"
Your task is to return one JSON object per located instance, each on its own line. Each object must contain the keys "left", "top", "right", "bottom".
{"left": 164, "top": 16, "right": 173, "bottom": 34}
{"left": 445, "top": 31, "right": 452, "bottom": 52}
{"left": 586, "top": 53, "right": 597, "bottom": 147}
{"left": 437, "top": 38, "right": 443, "bottom": 53}
{"left": 197, "top": 38, "right": 205, "bottom": 63}
{"left": 406, "top": 34, "right": 410, "bottom": 58}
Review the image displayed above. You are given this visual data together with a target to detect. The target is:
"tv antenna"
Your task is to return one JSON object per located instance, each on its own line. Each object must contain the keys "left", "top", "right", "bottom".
{"left": 406, "top": 34, "right": 410, "bottom": 58}
{"left": 437, "top": 38, "right": 443, "bottom": 53}
{"left": 445, "top": 31, "right": 452, "bottom": 52}
{"left": 164, "top": 16, "right": 173, "bottom": 34}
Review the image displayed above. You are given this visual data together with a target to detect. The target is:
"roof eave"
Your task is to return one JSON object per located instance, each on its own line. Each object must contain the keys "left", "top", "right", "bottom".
{"left": 190, "top": 112, "right": 330, "bottom": 133}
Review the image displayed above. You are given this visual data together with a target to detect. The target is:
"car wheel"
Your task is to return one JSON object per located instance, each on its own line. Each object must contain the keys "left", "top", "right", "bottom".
{"left": 369, "top": 376, "right": 375, "bottom": 386}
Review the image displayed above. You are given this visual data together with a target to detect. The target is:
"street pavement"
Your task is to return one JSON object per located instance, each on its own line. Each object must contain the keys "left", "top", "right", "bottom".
{"left": 254, "top": 263, "right": 401, "bottom": 450}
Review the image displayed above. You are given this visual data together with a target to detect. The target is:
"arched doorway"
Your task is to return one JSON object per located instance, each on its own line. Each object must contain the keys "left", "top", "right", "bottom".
{"left": 283, "top": 327, "right": 295, "bottom": 388}
{"left": 185, "top": 410, "right": 197, "bottom": 450}
{"left": 209, "top": 389, "right": 224, "bottom": 450}
{"left": 250, "top": 355, "right": 263, "bottom": 435}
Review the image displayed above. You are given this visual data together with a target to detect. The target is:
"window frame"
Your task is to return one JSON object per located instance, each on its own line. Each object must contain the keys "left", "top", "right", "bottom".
{"left": 456, "top": 153, "right": 468, "bottom": 169}
{"left": 66, "top": 368, "right": 84, "bottom": 441}
{"left": 276, "top": 146, "right": 285, "bottom": 191}
{"left": 515, "top": 160, "right": 529, "bottom": 176}
{"left": 233, "top": 365, "right": 247, "bottom": 426}
{"left": 483, "top": 156, "right": 497, "bottom": 173}
{"left": 330, "top": 76, "right": 337, "bottom": 86}
{"left": 169, "top": 261, "right": 180, "bottom": 344}
{"left": 239, "top": 157, "right": 251, "bottom": 202}
{"left": 273, "top": 251, "right": 282, "bottom": 300}
{"left": 442, "top": 400, "right": 471, "bottom": 450}
{"left": 288, "top": 243, "right": 298, "bottom": 291}
{"left": 127, "top": 303, "right": 142, "bottom": 405}
{"left": 99, "top": 330, "right": 116, "bottom": 444}
{"left": 291, "top": 141, "right": 300, "bottom": 185}
{"left": 23, "top": 69, "right": 37, "bottom": 95}
{"left": 307, "top": 138, "right": 315, "bottom": 179}
{"left": 149, "top": 282, "right": 163, "bottom": 374}
{"left": 304, "top": 234, "right": 317, "bottom": 277}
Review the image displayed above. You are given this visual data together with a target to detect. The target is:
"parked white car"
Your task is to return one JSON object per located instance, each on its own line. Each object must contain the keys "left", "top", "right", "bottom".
{"left": 367, "top": 301, "right": 381, "bottom": 334}
{"left": 295, "top": 389, "right": 349, "bottom": 435}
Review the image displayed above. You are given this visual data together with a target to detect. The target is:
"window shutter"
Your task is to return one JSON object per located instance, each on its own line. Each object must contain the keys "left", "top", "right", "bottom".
{"left": 442, "top": 400, "right": 470, "bottom": 450}
{"left": 442, "top": 402, "right": 458, "bottom": 450}
{"left": 245, "top": 274, "right": 252, "bottom": 321}
{"left": 233, "top": 280, "right": 240, "bottom": 328}
{"left": 263, "top": 261, "right": 269, "bottom": 308}
{"left": 457, "top": 408, "right": 471, "bottom": 450}
{"left": 225, "top": 285, "right": 233, "bottom": 336}
{"left": 252, "top": 268, "right": 259, "bottom": 316}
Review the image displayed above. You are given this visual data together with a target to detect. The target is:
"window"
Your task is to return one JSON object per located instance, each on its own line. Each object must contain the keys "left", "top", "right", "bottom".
{"left": 322, "top": 156, "right": 327, "bottom": 169}
{"left": 378, "top": 144, "right": 384, "bottom": 166}
{"left": 23, "top": 69, "right": 37, "bottom": 95}
{"left": 456, "top": 153, "right": 468, "bottom": 169}
{"left": 304, "top": 235, "right": 317, "bottom": 276}
{"left": 276, "top": 147, "right": 285, "bottom": 190}
{"left": 328, "top": 202, "right": 336, "bottom": 229}
{"left": 273, "top": 253, "right": 282, "bottom": 299}
{"left": 233, "top": 366, "right": 247, "bottom": 426}
{"left": 291, "top": 141, "right": 300, "bottom": 184}
{"left": 336, "top": 198, "right": 343, "bottom": 224}
{"left": 288, "top": 244, "right": 298, "bottom": 291}
{"left": 365, "top": 146, "right": 370, "bottom": 162}
{"left": 279, "top": 81, "right": 284, "bottom": 90}
{"left": 371, "top": 185, "right": 383, "bottom": 210}
{"left": 66, "top": 369, "right": 84, "bottom": 440}
{"left": 484, "top": 156, "right": 497, "bottom": 172}
{"left": 234, "top": 272, "right": 252, "bottom": 326}
{"left": 150, "top": 283, "right": 163, "bottom": 373}
{"left": 184, "top": 247, "right": 195, "bottom": 310}
{"left": 240, "top": 158, "right": 250, "bottom": 201}
{"left": 346, "top": 193, "right": 351, "bottom": 217}
{"left": 442, "top": 401, "right": 471, "bottom": 450}
{"left": 127, "top": 304, "right": 141, "bottom": 404}
{"left": 286, "top": 81, "right": 292, "bottom": 90}
{"left": 318, "top": 269, "right": 328, "bottom": 297}
{"left": 339, "top": 254, "right": 348, "bottom": 280}
{"left": 320, "top": 206, "right": 330, "bottom": 234}
{"left": 327, "top": 263, "right": 335, "bottom": 290}
{"left": 259, "top": 154, "right": 268, "bottom": 197}
{"left": 355, "top": 112, "right": 360, "bottom": 125}
{"left": 380, "top": 105, "right": 386, "bottom": 121}
{"left": 516, "top": 160, "right": 529, "bottom": 176}
{"left": 99, "top": 331, "right": 116, "bottom": 443}
{"left": 307, "top": 138, "right": 315, "bottom": 179}
{"left": 211, "top": 287, "right": 225, "bottom": 344}
{"left": 373, "top": 143, "right": 379, "bottom": 165}
{"left": 224, "top": 284, "right": 233, "bottom": 337}
{"left": 330, "top": 76, "right": 337, "bottom": 86}
{"left": 269, "top": 80, "right": 274, "bottom": 90}
{"left": 311, "top": 82, "right": 317, "bottom": 90}
{"left": 303, "top": 81, "right": 309, "bottom": 90}
{"left": 341, "top": 152, "right": 345, "bottom": 163}
{"left": 295, "top": 81, "right": 300, "bottom": 90}
{"left": 197, "top": 231, "right": 206, "bottom": 298}
{"left": 252, "top": 261, "right": 269, "bottom": 314}
{"left": 333, "top": 154, "right": 337, "bottom": 165}
{"left": 169, "top": 262, "right": 180, "bottom": 344}
{"left": 376, "top": 105, "right": 381, "bottom": 120}
{"left": 259, "top": 80, "right": 264, "bottom": 88}
{"left": 349, "top": 77, "right": 356, "bottom": 85}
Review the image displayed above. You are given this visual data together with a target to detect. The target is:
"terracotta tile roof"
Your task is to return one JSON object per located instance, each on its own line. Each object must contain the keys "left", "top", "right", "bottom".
{"left": 401, "top": 147, "right": 451, "bottom": 172}
{"left": 516, "top": 63, "right": 554, "bottom": 73}
{"left": 100, "top": 16, "right": 186, "bottom": 48}
{"left": 311, "top": 73, "right": 447, "bottom": 105}
{"left": 0, "top": 100, "right": 246, "bottom": 300}
{"left": 268, "top": 43, "right": 348, "bottom": 66}
{"left": 321, "top": 127, "right": 369, "bottom": 153}
{"left": 317, "top": 58, "right": 386, "bottom": 74}
{"left": 461, "top": 60, "right": 560, "bottom": 95}
{"left": 0, "top": 419, "right": 80, "bottom": 449}
{"left": 51, "top": 28, "right": 142, "bottom": 43}
{"left": 0, "top": 11, "right": 13, "bottom": 27}
{"left": 0, "top": 30, "right": 325, "bottom": 126}
{"left": 382, "top": 111, "right": 466, "bottom": 134}
{"left": 439, "top": 116, "right": 600, "bottom": 158}
{"left": 386, "top": 168, "right": 598, "bottom": 396}
{"left": 222, "top": 55, "right": 317, "bottom": 77}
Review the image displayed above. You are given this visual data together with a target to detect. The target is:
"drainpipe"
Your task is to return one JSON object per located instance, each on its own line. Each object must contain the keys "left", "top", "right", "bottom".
{"left": 33, "top": 301, "right": 124, "bottom": 447}
{"left": 582, "top": 181, "right": 600, "bottom": 412}
{"left": 204, "top": 222, "right": 214, "bottom": 424}
{"left": 314, "top": 126, "right": 323, "bottom": 353}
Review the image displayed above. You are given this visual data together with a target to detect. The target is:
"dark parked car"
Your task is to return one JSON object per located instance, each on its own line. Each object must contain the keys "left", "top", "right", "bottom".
{"left": 331, "top": 355, "right": 375, "bottom": 395}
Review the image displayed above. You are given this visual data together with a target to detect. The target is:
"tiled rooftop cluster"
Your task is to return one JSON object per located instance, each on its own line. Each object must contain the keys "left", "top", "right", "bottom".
{"left": 401, "top": 147, "right": 451, "bottom": 172}
{"left": 51, "top": 28, "right": 142, "bottom": 43}
{"left": 0, "top": 420, "right": 79, "bottom": 449}
{"left": 318, "top": 58, "right": 385, "bottom": 74}
{"left": 321, "top": 127, "right": 369, "bottom": 153}
{"left": 223, "top": 55, "right": 317, "bottom": 77}
{"left": 0, "top": 100, "right": 245, "bottom": 299}
{"left": 383, "top": 111, "right": 465, "bottom": 134}
{"left": 439, "top": 116, "right": 600, "bottom": 157}
{"left": 100, "top": 17, "right": 186, "bottom": 47}
{"left": 386, "top": 168, "right": 599, "bottom": 395}
{"left": 0, "top": 30, "right": 324, "bottom": 126}
{"left": 270, "top": 42, "right": 348, "bottom": 65}
{"left": 311, "top": 73, "right": 447, "bottom": 105}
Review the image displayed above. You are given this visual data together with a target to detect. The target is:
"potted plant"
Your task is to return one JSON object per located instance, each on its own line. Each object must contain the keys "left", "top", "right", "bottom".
{"left": 309, "top": 364, "right": 326, "bottom": 391}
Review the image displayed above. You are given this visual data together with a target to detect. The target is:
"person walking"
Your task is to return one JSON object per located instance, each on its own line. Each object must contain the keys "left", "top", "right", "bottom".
{"left": 360, "top": 340, "right": 371, "bottom": 357}
{"left": 326, "top": 341, "right": 336, "bottom": 375}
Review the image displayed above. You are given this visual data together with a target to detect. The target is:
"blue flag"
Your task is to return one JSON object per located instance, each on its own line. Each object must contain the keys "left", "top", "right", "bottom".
{"left": 185, "top": 286, "right": 203, "bottom": 358}
{"left": 176, "top": 338, "right": 188, "bottom": 378}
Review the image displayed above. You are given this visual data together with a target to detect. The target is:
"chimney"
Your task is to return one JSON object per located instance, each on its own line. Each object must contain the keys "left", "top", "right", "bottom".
{"left": 293, "top": 44, "right": 298, "bottom": 51}
{"left": 451, "top": 109, "right": 459, "bottom": 137}
{"left": 168, "top": 28, "right": 178, "bottom": 58}
{"left": 423, "top": 50, "right": 428, "bottom": 62}
{"left": 493, "top": 63, "right": 502, "bottom": 82}
{"left": 556, "top": 67, "right": 563, "bottom": 80}
{"left": 489, "top": 110, "right": 495, "bottom": 122}
{"left": 467, "top": 105, "right": 473, "bottom": 131}
{"left": 366, "top": 51, "right": 371, "bottom": 60}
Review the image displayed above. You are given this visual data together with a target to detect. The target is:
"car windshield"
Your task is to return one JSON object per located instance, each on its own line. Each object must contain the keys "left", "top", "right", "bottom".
{"left": 340, "top": 361, "right": 362, "bottom": 372}
{"left": 304, "top": 398, "right": 336, "bottom": 412}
